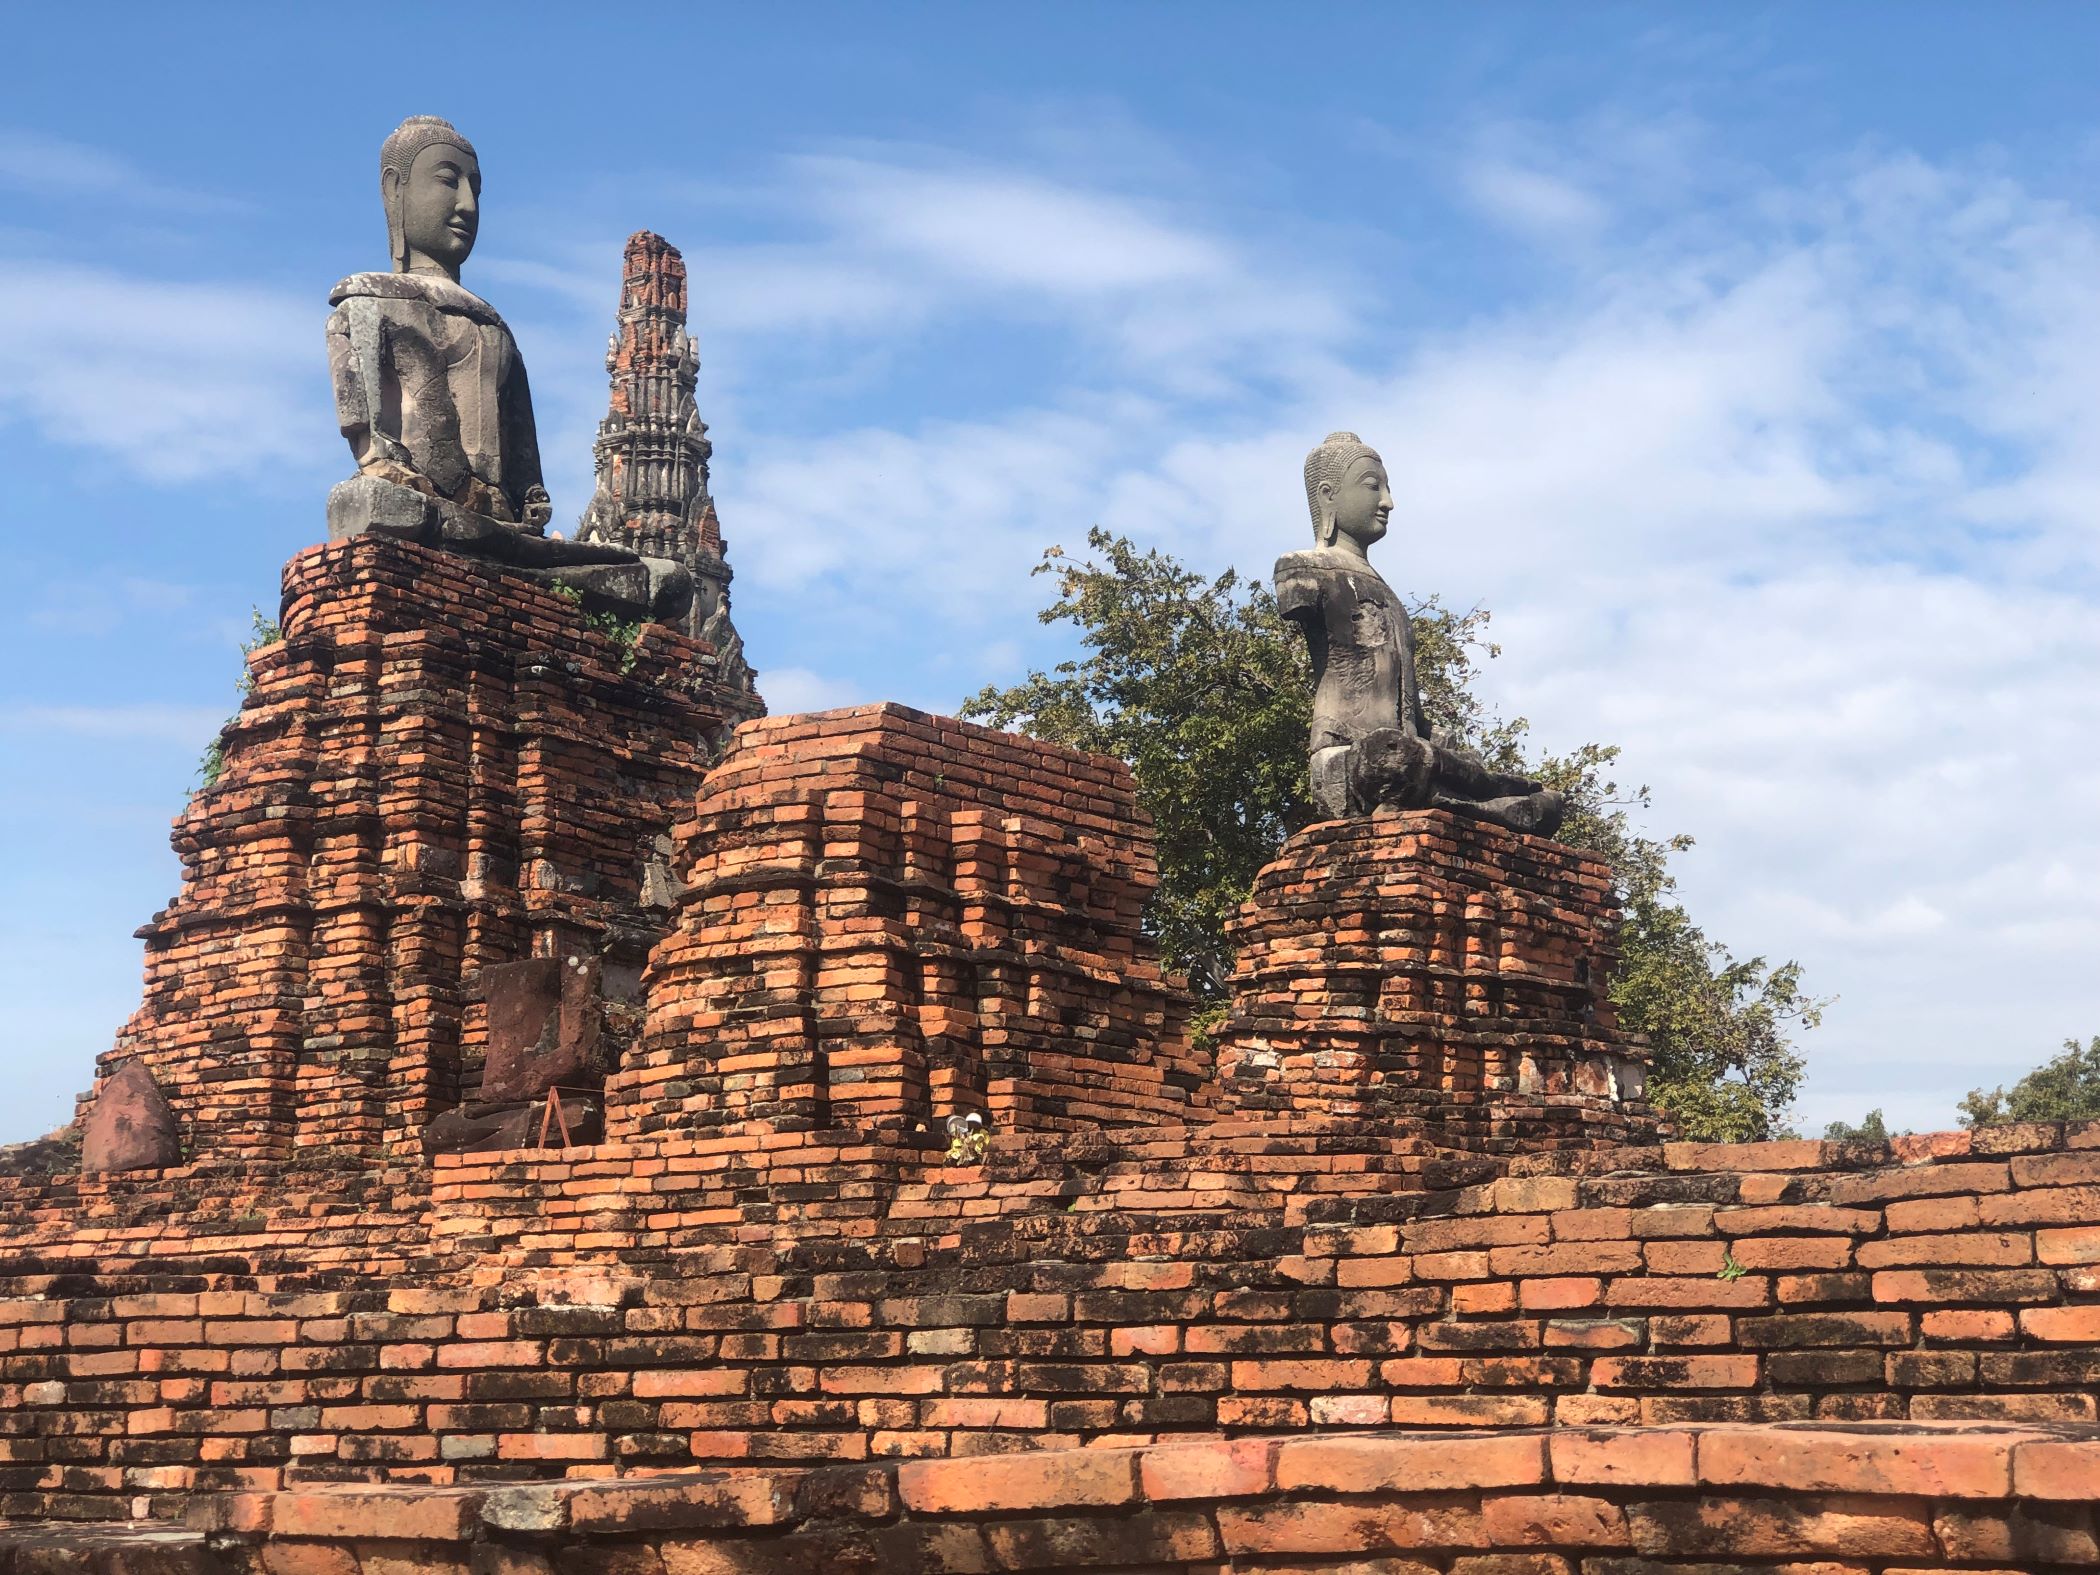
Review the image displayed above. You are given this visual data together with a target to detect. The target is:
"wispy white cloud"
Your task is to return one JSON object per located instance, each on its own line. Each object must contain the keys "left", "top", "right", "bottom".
{"left": 0, "top": 129, "right": 248, "bottom": 214}
{"left": 0, "top": 262, "right": 328, "bottom": 482}
{"left": 633, "top": 150, "right": 1353, "bottom": 387}
{"left": 790, "top": 154, "right": 1230, "bottom": 294}
{"left": 1461, "top": 158, "right": 1610, "bottom": 241}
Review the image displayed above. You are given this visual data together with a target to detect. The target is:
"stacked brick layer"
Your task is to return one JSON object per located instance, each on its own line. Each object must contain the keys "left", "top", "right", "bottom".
{"left": 11, "top": 1422, "right": 2100, "bottom": 1572}
{"left": 152, "top": 1422, "right": 2100, "bottom": 1573}
{"left": 98, "top": 535, "right": 745, "bottom": 1161}
{"left": 5, "top": 1125, "right": 2100, "bottom": 1520}
{"left": 1218, "top": 813, "right": 1656, "bottom": 1151}
{"left": 613, "top": 705, "right": 1204, "bottom": 1141}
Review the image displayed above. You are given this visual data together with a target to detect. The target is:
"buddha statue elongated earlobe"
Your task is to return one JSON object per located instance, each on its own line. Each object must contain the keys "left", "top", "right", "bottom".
{"left": 381, "top": 166, "right": 405, "bottom": 272}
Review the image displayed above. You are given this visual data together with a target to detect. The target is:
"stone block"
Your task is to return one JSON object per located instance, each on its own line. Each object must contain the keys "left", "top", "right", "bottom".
{"left": 80, "top": 1058, "right": 180, "bottom": 1173}
{"left": 479, "top": 957, "right": 603, "bottom": 1103}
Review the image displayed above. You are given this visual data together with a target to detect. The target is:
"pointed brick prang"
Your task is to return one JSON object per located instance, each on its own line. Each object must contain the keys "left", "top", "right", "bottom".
{"left": 577, "top": 231, "right": 759, "bottom": 712}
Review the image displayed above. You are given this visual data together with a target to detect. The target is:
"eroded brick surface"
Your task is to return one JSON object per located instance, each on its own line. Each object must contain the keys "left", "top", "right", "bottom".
{"left": 3, "top": 1126, "right": 2099, "bottom": 1519}
{"left": 1215, "top": 815, "right": 1658, "bottom": 1150}
{"left": 90, "top": 535, "right": 743, "bottom": 1161}
{"left": 612, "top": 705, "right": 1205, "bottom": 1140}
{"left": 11, "top": 1425, "right": 2094, "bottom": 1572}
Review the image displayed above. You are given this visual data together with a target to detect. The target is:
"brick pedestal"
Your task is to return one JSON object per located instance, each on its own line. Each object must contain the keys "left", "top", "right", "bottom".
{"left": 1215, "top": 810, "right": 1659, "bottom": 1150}
{"left": 98, "top": 534, "right": 752, "bottom": 1161}
{"left": 613, "top": 704, "right": 1206, "bottom": 1142}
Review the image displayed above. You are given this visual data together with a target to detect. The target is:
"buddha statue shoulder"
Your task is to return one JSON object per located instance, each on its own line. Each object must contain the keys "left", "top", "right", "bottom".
{"left": 326, "top": 116, "right": 550, "bottom": 530}
{"left": 1277, "top": 431, "right": 1564, "bottom": 836}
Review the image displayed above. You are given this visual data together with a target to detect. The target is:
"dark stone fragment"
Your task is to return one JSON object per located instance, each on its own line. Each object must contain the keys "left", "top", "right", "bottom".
{"left": 422, "top": 1094, "right": 602, "bottom": 1156}
{"left": 80, "top": 1060, "right": 180, "bottom": 1174}
{"left": 480, "top": 956, "right": 604, "bottom": 1104}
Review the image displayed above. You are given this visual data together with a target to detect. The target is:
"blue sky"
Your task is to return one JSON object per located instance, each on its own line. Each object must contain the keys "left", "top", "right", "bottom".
{"left": 4, "top": 4, "right": 2098, "bottom": 1143}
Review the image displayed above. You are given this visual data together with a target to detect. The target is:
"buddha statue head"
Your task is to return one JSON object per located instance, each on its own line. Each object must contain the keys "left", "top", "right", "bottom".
{"left": 1303, "top": 430, "right": 1394, "bottom": 555}
{"left": 380, "top": 116, "right": 481, "bottom": 281}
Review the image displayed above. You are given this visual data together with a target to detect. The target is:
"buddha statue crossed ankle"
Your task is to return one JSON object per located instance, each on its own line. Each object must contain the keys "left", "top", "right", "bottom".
{"left": 1275, "top": 431, "right": 1564, "bottom": 837}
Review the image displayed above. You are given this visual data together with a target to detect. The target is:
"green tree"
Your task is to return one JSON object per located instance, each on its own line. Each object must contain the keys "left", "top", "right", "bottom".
{"left": 1959, "top": 1037, "right": 2100, "bottom": 1127}
{"left": 1822, "top": 1109, "right": 1891, "bottom": 1143}
{"left": 964, "top": 528, "right": 1822, "bottom": 1140}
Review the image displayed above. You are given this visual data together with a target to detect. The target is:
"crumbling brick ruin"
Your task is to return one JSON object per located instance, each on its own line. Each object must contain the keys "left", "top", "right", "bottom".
{"left": 617, "top": 705, "right": 1206, "bottom": 1141}
{"left": 1215, "top": 815, "right": 1652, "bottom": 1148}
{"left": 95, "top": 534, "right": 749, "bottom": 1163}
{"left": 10, "top": 508, "right": 2100, "bottom": 1566}
{"left": 4, "top": 175, "right": 2094, "bottom": 1571}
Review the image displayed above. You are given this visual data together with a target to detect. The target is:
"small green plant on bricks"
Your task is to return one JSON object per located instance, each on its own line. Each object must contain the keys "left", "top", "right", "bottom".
{"left": 196, "top": 607, "right": 284, "bottom": 789}
{"left": 585, "top": 610, "right": 645, "bottom": 675}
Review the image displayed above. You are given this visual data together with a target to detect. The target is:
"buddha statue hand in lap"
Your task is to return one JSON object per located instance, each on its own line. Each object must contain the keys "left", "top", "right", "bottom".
{"left": 326, "top": 116, "right": 552, "bottom": 530}
{"left": 1274, "top": 431, "right": 1564, "bottom": 837}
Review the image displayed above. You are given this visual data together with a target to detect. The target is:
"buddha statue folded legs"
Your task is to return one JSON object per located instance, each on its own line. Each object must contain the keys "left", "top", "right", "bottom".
{"left": 320, "top": 118, "right": 697, "bottom": 628}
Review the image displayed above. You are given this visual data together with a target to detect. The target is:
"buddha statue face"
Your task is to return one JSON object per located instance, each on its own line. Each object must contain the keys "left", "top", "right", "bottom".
{"left": 1327, "top": 453, "right": 1394, "bottom": 551}
{"left": 1304, "top": 431, "right": 1395, "bottom": 556}
{"left": 388, "top": 141, "right": 480, "bottom": 279}
{"left": 379, "top": 118, "right": 482, "bottom": 281}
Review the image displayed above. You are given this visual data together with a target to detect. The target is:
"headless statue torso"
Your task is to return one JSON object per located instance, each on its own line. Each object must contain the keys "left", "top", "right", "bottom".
{"left": 327, "top": 272, "right": 545, "bottom": 525}
{"left": 1275, "top": 549, "right": 1427, "bottom": 813}
{"left": 1277, "top": 551, "right": 1425, "bottom": 750}
{"left": 1282, "top": 432, "right": 1564, "bottom": 836}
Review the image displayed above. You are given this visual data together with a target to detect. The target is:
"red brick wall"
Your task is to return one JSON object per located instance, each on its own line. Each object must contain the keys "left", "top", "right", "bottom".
{"left": 95, "top": 535, "right": 748, "bottom": 1161}
{"left": 5, "top": 1125, "right": 2099, "bottom": 1521}
{"left": 118, "top": 1422, "right": 2100, "bottom": 1572}
{"left": 612, "top": 705, "right": 1204, "bottom": 1143}
{"left": 1218, "top": 814, "right": 1657, "bottom": 1151}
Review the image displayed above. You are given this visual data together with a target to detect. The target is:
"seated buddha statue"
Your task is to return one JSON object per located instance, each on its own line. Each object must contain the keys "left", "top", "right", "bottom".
{"left": 326, "top": 116, "right": 552, "bottom": 530}
{"left": 1275, "top": 431, "right": 1564, "bottom": 836}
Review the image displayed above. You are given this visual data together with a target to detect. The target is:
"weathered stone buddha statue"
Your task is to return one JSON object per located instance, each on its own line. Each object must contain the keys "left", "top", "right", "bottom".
{"left": 1277, "top": 431, "right": 1564, "bottom": 835}
{"left": 323, "top": 119, "right": 696, "bottom": 625}
{"left": 327, "top": 116, "right": 551, "bottom": 530}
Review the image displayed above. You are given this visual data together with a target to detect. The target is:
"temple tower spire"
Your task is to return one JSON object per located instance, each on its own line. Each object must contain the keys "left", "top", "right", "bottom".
{"left": 578, "top": 232, "right": 755, "bottom": 699}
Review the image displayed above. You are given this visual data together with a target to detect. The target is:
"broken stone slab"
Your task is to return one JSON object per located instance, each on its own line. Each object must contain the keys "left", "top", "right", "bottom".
{"left": 328, "top": 475, "right": 693, "bottom": 623}
{"left": 421, "top": 1094, "right": 603, "bottom": 1156}
{"left": 513, "top": 559, "right": 651, "bottom": 613}
{"left": 479, "top": 955, "right": 604, "bottom": 1104}
{"left": 81, "top": 1058, "right": 182, "bottom": 1173}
